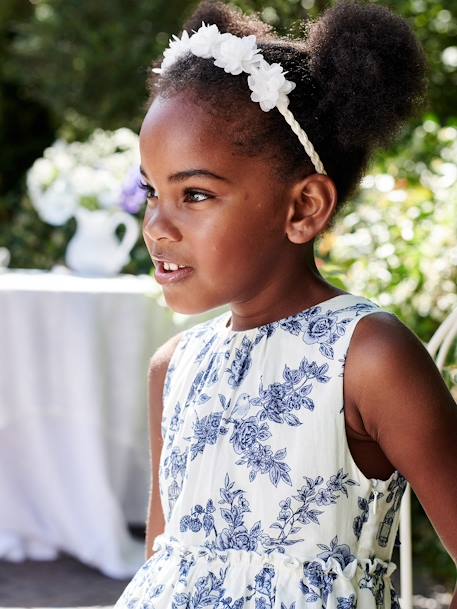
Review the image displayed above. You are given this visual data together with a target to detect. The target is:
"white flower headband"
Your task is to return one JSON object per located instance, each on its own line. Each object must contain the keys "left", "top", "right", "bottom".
{"left": 152, "top": 22, "right": 327, "bottom": 176}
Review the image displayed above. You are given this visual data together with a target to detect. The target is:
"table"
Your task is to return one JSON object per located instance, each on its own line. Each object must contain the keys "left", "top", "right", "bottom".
{"left": 0, "top": 268, "right": 219, "bottom": 578}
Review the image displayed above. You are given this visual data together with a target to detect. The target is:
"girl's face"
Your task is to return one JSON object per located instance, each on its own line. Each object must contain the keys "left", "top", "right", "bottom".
{"left": 139, "top": 94, "right": 310, "bottom": 316}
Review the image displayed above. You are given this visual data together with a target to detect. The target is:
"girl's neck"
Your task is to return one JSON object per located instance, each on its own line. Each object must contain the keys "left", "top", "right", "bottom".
{"left": 227, "top": 262, "right": 346, "bottom": 332}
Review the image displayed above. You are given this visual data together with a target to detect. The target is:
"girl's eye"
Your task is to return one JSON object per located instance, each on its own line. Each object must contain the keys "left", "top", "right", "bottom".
{"left": 137, "top": 180, "right": 157, "bottom": 201}
{"left": 136, "top": 180, "right": 211, "bottom": 204}
{"left": 183, "top": 189, "right": 211, "bottom": 203}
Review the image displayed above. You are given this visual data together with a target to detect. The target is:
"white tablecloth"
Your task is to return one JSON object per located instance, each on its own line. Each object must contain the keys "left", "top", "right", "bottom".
{"left": 0, "top": 268, "right": 220, "bottom": 578}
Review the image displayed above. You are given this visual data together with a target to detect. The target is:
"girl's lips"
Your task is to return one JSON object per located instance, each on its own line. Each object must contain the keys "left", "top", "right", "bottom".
{"left": 154, "top": 260, "right": 193, "bottom": 285}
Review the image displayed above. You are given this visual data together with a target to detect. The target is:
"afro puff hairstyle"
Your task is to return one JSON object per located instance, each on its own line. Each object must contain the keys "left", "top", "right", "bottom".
{"left": 145, "top": 0, "right": 428, "bottom": 218}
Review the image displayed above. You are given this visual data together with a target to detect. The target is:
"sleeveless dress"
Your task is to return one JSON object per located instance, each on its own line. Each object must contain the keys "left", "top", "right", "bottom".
{"left": 114, "top": 293, "right": 407, "bottom": 609}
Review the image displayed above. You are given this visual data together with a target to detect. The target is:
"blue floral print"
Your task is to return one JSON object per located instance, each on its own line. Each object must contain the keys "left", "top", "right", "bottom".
{"left": 359, "top": 558, "right": 390, "bottom": 608}
{"left": 221, "top": 301, "right": 377, "bottom": 390}
{"left": 376, "top": 473, "right": 407, "bottom": 547}
{"left": 163, "top": 363, "right": 175, "bottom": 399}
{"left": 115, "top": 294, "right": 406, "bottom": 609}
{"left": 162, "top": 445, "right": 189, "bottom": 518}
{"left": 187, "top": 355, "right": 333, "bottom": 487}
{"left": 180, "top": 474, "right": 264, "bottom": 552}
{"left": 189, "top": 411, "right": 229, "bottom": 461}
{"left": 180, "top": 498, "right": 216, "bottom": 537}
{"left": 282, "top": 309, "right": 349, "bottom": 361}
{"left": 245, "top": 564, "right": 276, "bottom": 609}
{"left": 301, "top": 562, "right": 337, "bottom": 604}
{"left": 226, "top": 336, "right": 254, "bottom": 388}
{"left": 230, "top": 419, "right": 291, "bottom": 487}
{"left": 251, "top": 356, "right": 331, "bottom": 420}
{"left": 178, "top": 471, "right": 359, "bottom": 557}
{"left": 315, "top": 536, "right": 357, "bottom": 569}
{"left": 337, "top": 594, "right": 357, "bottom": 609}
{"left": 171, "top": 566, "right": 231, "bottom": 609}
{"left": 300, "top": 536, "right": 357, "bottom": 607}
{"left": 353, "top": 488, "right": 385, "bottom": 541}
{"left": 268, "top": 470, "right": 359, "bottom": 550}
{"left": 185, "top": 365, "right": 214, "bottom": 408}
{"left": 163, "top": 402, "right": 184, "bottom": 450}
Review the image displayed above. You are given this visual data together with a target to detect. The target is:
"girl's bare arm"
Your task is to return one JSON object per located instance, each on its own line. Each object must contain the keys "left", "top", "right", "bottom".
{"left": 145, "top": 331, "right": 184, "bottom": 560}
{"left": 345, "top": 312, "right": 457, "bottom": 591}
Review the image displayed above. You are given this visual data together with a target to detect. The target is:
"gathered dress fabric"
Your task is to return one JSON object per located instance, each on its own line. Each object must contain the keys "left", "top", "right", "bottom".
{"left": 114, "top": 293, "right": 407, "bottom": 609}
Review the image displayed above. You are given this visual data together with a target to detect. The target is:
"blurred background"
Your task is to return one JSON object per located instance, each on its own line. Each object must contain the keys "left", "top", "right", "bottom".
{"left": 0, "top": 0, "right": 456, "bottom": 605}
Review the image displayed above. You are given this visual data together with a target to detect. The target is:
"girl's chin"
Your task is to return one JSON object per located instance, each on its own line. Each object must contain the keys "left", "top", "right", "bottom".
{"left": 162, "top": 292, "right": 224, "bottom": 317}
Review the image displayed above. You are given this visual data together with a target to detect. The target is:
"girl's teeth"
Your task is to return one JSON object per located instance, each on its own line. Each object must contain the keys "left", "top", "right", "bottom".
{"left": 163, "top": 262, "right": 187, "bottom": 271}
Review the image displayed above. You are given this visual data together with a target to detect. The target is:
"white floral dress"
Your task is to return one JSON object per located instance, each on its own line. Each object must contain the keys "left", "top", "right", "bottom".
{"left": 114, "top": 293, "right": 407, "bottom": 609}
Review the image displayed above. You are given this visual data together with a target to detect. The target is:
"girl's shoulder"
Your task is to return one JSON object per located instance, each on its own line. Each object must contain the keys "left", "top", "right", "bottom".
{"left": 343, "top": 304, "right": 441, "bottom": 446}
{"left": 343, "top": 304, "right": 413, "bottom": 396}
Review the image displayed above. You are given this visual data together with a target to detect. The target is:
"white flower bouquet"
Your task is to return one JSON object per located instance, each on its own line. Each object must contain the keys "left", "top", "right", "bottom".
{"left": 26, "top": 127, "right": 144, "bottom": 226}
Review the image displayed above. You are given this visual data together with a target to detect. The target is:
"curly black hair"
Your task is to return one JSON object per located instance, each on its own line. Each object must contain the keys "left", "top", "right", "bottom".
{"left": 145, "top": 0, "right": 428, "bottom": 220}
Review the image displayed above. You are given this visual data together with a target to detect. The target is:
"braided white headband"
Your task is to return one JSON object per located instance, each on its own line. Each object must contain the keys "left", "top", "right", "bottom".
{"left": 152, "top": 22, "right": 327, "bottom": 175}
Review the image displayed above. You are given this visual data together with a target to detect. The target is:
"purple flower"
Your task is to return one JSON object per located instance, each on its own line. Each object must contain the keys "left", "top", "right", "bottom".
{"left": 119, "top": 166, "right": 146, "bottom": 214}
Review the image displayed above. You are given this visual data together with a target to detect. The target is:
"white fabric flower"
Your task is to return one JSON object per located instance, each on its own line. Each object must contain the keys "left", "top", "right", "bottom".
{"left": 213, "top": 33, "right": 263, "bottom": 75}
{"left": 157, "top": 26, "right": 294, "bottom": 110}
{"left": 161, "top": 30, "right": 191, "bottom": 71}
{"left": 247, "top": 62, "right": 296, "bottom": 112}
{"left": 189, "top": 22, "right": 221, "bottom": 58}
{"left": 157, "top": 26, "right": 296, "bottom": 112}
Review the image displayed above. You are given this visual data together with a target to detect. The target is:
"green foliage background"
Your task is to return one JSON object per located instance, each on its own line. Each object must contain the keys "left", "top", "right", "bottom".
{"left": 0, "top": 0, "right": 456, "bottom": 588}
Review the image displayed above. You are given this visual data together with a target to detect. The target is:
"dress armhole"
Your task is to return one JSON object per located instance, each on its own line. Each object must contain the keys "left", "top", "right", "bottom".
{"left": 161, "top": 330, "right": 188, "bottom": 440}
{"left": 339, "top": 305, "right": 400, "bottom": 486}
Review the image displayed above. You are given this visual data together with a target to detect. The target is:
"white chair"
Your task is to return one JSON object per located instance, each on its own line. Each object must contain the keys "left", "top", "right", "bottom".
{"left": 398, "top": 305, "right": 457, "bottom": 609}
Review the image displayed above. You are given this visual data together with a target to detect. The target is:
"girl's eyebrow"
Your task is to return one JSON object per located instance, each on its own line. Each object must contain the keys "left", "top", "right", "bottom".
{"left": 139, "top": 165, "right": 231, "bottom": 184}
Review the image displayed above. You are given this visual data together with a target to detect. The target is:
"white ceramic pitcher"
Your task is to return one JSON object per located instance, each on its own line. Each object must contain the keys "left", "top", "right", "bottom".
{"left": 65, "top": 207, "right": 139, "bottom": 276}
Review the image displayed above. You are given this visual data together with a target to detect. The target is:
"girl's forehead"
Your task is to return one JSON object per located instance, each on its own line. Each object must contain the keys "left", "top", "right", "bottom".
{"left": 140, "top": 95, "right": 219, "bottom": 148}
{"left": 139, "top": 95, "right": 268, "bottom": 182}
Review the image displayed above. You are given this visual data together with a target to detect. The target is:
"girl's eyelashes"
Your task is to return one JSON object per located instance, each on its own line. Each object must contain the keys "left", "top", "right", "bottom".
{"left": 137, "top": 180, "right": 154, "bottom": 199}
{"left": 136, "top": 179, "right": 213, "bottom": 203}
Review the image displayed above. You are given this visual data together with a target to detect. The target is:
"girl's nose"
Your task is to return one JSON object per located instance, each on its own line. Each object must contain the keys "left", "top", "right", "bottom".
{"left": 143, "top": 205, "right": 180, "bottom": 242}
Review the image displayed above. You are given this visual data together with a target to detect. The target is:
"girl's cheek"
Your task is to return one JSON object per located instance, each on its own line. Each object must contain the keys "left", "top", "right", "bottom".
{"left": 142, "top": 212, "right": 151, "bottom": 238}
{"left": 143, "top": 205, "right": 159, "bottom": 231}
{"left": 142, "top": 208, "right": 161, "bottom": 245}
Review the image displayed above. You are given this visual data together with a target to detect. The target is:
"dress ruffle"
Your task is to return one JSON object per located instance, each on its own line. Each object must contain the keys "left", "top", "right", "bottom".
{"left": 107, "top": 534, "right": 401, "bottom": 609}
{"left": 151, "top": 533, "right": 397, "bottom": 577}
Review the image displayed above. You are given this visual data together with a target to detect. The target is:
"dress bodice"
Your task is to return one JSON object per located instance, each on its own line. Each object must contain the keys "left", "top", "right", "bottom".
{"left": 115, "top": 293, "right": 407, "bottom": 609}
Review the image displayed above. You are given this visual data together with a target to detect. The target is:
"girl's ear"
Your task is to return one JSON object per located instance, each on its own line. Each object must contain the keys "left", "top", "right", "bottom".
{"left": 285, "top": 174, "right": 338, "bottom": 244}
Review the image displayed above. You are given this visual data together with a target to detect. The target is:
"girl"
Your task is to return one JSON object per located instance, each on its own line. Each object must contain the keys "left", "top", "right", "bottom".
{"left": 115, "top": 1, "right": 457, "bottom": 607}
